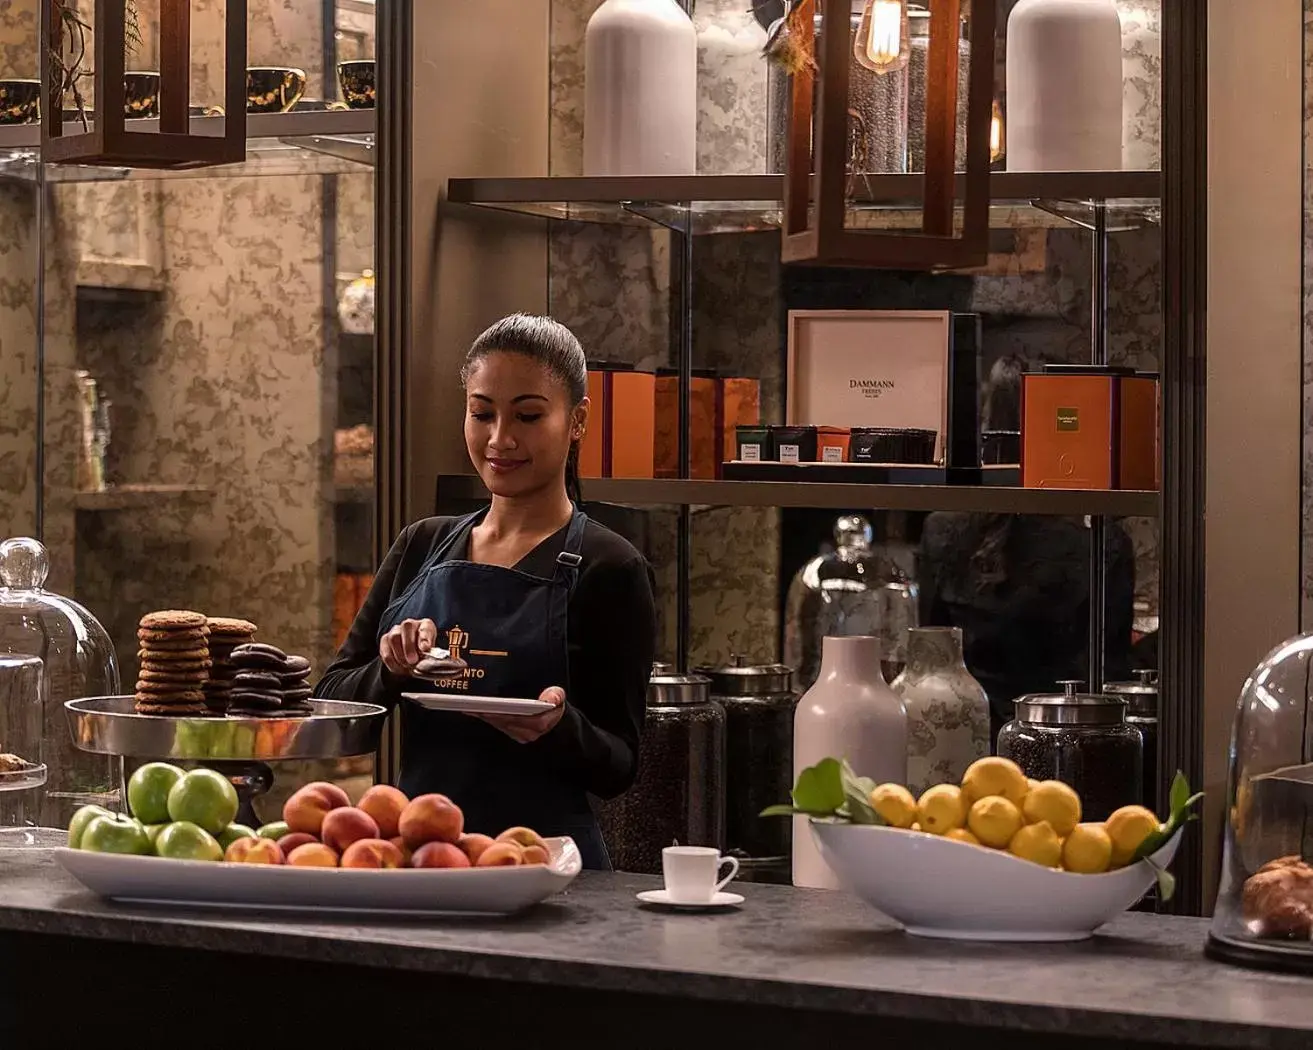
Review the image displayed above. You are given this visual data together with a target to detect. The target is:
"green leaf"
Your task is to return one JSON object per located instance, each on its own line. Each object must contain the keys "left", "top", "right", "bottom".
{"left": 1146, "top": 857, "right": 1176, "bottom": 903}
{"left": 791, "top": 757, "right": 847, "bottom": 814}
{"left": 1134, "top": 772, "right": 1206, "bottom": 861}
{"left": 760, "top": 804, "right": 806, "bottom": 818}
{"left": 1169, "top": 771, "right": 1189, "bottom": 814}
{"left": 840, "top": 761, "right": 884, "bottom": 826}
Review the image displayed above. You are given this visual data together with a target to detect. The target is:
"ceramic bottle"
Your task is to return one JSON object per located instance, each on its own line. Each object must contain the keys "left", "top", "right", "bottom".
{"left": 893, "top": 627, "right": 990, "bottom": 799}
{"left": 584, "top": 0, "right": 698, "bottom": 176}
{"left": 792, "top": 635, "right": 907, "bottom": 889}
{"left": 1005, "top": 0, "right": 1123, "bottom": 171}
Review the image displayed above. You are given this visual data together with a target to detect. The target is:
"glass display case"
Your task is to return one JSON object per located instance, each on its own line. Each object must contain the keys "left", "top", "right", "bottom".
{"left": 1207, "top": 633, "right": 1313, "bottom": 972}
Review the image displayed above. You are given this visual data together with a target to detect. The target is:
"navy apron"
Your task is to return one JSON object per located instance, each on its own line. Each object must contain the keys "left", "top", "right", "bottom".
{"left": 377, "top": 507, "right": 611, "bottom": 870}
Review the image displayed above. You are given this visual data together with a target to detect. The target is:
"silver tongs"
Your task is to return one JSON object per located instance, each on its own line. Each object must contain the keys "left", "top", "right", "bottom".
{"left": 414, "top": 645, "right": 467, "bottom": 681}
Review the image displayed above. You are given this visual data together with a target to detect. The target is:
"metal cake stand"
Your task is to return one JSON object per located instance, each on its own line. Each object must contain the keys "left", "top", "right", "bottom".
{"left": 65, "top": 696, "right": 388, "bottom": 825}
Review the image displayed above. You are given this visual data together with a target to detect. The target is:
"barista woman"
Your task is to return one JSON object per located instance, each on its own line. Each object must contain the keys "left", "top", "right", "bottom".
{"left": 317, "top": 315, "right": 657, "bottom": 870}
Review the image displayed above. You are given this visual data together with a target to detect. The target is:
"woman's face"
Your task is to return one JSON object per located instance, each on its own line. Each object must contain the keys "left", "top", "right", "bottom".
{"left": 464, "top": 351, "right": 586, "bottom": 499}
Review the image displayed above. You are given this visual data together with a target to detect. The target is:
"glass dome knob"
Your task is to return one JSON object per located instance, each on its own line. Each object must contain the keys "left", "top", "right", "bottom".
{"left": 0, "top": 537, "right": 50, "bottom": 590}
{"left": 835, "top": 515, "right": 873, "bottom": 548}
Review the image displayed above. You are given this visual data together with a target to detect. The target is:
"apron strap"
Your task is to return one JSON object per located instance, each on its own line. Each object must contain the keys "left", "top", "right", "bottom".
{"left": 552, "top": 507, "right": 588, "bottom": 590}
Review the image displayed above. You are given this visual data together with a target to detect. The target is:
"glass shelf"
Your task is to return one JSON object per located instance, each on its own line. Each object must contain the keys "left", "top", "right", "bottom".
{"left": 0, "top": 110, "right": 375, "bottom": 183}
{"left": 446, "top": 171, "right": 1162, "bottom": 235}
{"left": 435, "top": 474, "right": 1159, "bottom": 516}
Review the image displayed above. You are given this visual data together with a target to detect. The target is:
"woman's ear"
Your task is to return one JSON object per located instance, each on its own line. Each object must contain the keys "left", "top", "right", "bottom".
{"left": 572, "top": 397, "right": 590, "bottom": 442}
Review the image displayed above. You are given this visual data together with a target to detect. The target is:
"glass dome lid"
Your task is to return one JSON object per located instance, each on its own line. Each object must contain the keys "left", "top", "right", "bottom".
{"left": 0, "top": 537, "right": 121, "bottom": 826}
{"left": 1208, "top": 631, "right": 1313, "bottom": 972}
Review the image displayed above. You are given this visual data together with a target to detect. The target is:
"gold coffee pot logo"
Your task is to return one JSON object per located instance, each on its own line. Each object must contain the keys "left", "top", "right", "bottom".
{"left": 445, "top": 625, "right": 469, "bottom": 663}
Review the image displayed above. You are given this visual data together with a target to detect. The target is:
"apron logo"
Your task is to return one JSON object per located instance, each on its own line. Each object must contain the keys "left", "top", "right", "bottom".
{"left": 435, "top": 625, "right": 507, "bottom": 690}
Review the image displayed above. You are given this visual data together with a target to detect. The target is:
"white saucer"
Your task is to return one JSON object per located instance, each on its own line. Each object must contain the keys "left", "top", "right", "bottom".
{"left": 636, "top": 889, "right": 744, "bottom": 910}
{"left": 401, "top": 693, "right": 554, "bottom": 716}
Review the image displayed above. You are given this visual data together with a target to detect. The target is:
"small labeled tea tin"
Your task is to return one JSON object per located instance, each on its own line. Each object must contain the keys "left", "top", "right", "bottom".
{"left": 817, "top": 426, "right": 851, "bottom": 463}
{"left": 769, "top": 425, "right": 818, "bottom": 464}
{"left": 735, "top": 425, "right": 771, "bottom": 462}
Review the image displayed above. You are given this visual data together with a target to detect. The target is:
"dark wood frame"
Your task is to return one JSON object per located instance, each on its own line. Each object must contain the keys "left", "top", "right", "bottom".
{"left": 41, "top": 0, "right": 247, "bottom": 168}
{"left": 375, "top": 0, "right": 411, "bottom": 785}
{"left": 1158, "top": 0, "right": 1208, "bottom": 916}
{"left": 781, "top": 0, "right": 996, "bottom": 269}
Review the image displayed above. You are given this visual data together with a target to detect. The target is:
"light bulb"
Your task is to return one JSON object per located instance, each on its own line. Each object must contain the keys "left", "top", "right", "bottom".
{"left": 990, "top": 99, "right": 1005, "bottom": 162}
{"left": 854, "top": 0, "right": 910, "bottom": 75}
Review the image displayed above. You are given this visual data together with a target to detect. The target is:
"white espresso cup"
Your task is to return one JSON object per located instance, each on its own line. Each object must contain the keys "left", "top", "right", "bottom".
{"left": 661, "top": 846, "right": 739, "bottom": 903}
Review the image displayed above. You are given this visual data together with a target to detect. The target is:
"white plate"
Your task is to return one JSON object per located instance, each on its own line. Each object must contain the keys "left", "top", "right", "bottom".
{"left": 811, "top": 821, "right": 1181, "bottom": 942}
{"left": 55, "top": 836, "right": 580, "bottom": 916}
{"left": 401, "top": 693, "right": 553, "bottom": 716}
{"left": 636, "top": 889, "right": 744, "bottom": 910}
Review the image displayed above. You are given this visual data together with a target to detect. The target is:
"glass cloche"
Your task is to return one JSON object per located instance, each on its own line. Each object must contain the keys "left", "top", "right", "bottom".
{"left": 784, "top": 514, "right": 919, "bottom": 690}
{"left": 1209, "top": 632, "right": 1313, "bottom": 972}
{"left": 0, "top": 537, "right": 120, "bottom": 826}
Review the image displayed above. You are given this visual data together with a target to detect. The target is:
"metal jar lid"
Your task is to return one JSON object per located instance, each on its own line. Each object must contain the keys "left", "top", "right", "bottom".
{"left": 1014, "top": 680, "right": 1128, "bottom": 726}
{"left": 694, "top": 654, "right": 794, "bottom": 696}
{"left": 1104, "top": 669, "right": 1159, "bottom": 719}
{"left": 647, "top": 673, "right": 712, "bottom": 707}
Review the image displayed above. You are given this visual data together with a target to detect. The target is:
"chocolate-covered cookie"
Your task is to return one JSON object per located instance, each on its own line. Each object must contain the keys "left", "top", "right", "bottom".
{"left": 140, "top": 610, "right": 207, "bottom": 630}
{"left": 232, "top": 669, "right": 281, "bottom": 691}
{"left": 281, "top": 654, "right": 311, "bottom": 676}
{"left": 229, "top": 643, "right": 287, "bottom": 671}
{"left": 229, "top": 689, "right": 282, "bottom": 710}
{"left": 281, "top": 686, "right": 314, "bottom": 704}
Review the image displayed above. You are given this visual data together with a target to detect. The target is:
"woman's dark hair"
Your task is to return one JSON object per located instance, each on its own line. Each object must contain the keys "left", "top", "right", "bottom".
{"left": 462, "top": 314, "right": 589, "bottom": 504}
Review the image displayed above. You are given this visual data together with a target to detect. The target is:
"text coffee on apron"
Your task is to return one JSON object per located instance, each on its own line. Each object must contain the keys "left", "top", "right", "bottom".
{"left": 378, "top": 507, "right": 611, "bottom": 869}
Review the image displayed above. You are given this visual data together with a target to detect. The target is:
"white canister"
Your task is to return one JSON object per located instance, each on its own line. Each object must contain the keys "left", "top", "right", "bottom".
{"left": 584, "top": 0, "right": 698, "bottom": 176}
{"left": 1005, "top": 0, "right": 1123, "bottom": 172}
{"left": 792, "top": 635, "right": 907, "bottom": 890}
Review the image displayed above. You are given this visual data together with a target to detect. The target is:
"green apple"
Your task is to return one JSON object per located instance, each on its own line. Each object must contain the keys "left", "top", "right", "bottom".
{"left": 141, "top": 823, "right": 169, "bottom": 851}
{"left": 67, "top": 804, "right": 113, "bottom": 849}
{"left": 155, "top": 821, "right": 223, "bottom": 862}
{"left": 81, "top": 813, "right": 152, "bottom": 856}
{"left": 127, "top": 762, "right": 185, "bottom": 824}
{"left": 256, "top": 821, "right": 289, "bottom": 841}
{"left": 166, "top": 768, "right": 239, "bottom": 834}
{"left": 217, "top": 823, "right": 257, "bottom": 851}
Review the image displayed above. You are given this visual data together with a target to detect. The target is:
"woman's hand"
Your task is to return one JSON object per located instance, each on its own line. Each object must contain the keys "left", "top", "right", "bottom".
{"left": 476, "top": 686, "right": 566, "bottom": 743}
{"left": 379, "top": 617, "right": 438, "bottom": 676}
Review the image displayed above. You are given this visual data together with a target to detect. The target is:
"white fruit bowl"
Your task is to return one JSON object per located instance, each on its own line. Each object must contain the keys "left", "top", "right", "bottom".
{"left": 810, "top": 820, "right": 1181, "bottom": 942}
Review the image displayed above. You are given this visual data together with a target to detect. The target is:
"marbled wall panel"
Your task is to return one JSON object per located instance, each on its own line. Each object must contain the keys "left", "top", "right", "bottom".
{"left": 1302, "top": 0, "right": 1313, "bottom": 626}
{"left": 1115, "top": 0, "right": 1162, "bottom": 172}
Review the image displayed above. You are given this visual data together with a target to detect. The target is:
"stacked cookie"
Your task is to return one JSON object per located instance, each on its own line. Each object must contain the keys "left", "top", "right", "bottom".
{"left": 202, "top": 617, "right": 258, "bottom": 714}
{"left": 229, "top": 643, "right": 314, "bottom": 717}
{"left": 136, "top": 611, "right": 212, "bottom": 715}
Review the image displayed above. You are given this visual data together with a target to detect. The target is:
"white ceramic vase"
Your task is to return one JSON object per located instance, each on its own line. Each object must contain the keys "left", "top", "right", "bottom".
{"left": 792, "top": 635, "right": 907, "bottom": 889}
{"left": 584, "top": 0, "right": 697, "bottom": 176}
{"left": 1005, "top": 0, "right": 1123, "bottom": 172}
{"left": 893, "top": 627, "right": 990, "bottom": 799}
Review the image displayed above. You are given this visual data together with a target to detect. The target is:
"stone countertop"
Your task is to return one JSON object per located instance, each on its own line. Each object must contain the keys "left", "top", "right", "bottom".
{"left": 1, "top": 851, "right": 1311, "bottom": 1048}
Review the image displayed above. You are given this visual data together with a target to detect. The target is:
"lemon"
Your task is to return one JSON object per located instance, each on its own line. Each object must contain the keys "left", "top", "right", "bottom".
{"left": 961, "top": 757, "right": 1030, "bottom": 806}
{"left": 917, "top": 784, "right": 967, "bottom": 835}
{"left": 1009, "top": 820, "right": 1063, "bottom": 868}
{"left": 1062, "top": 823, "right": 1113, "bottom": 874}
{"left": 967, "top": 795, "right": 1023, "bottom": 848}
{"left": 868, "top": 783, "right": 918, "bottom": 829}
{"left": 1106, "top": 805, "right": 1161, "bottom": 867}
{"left": 944, "top": 827, "right": 981, "bottom": 847}
{"left": 1021, "top": 780, "right": 1082, "bottom": 837}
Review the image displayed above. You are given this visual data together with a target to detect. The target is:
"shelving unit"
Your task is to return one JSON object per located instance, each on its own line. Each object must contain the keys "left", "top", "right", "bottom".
{"left": 436, "top": 474, "right": 1158, "bottom": 517}
{"left": 447, "top": 171, "right": 1161, "bottom": 234}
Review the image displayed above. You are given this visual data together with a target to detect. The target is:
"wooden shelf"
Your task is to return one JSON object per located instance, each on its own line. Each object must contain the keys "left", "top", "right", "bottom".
{"left": 74, "top": 484, "right": 213, "bottom": 511}
{"left": 435, "top": 474, "right": 1159, "bottom": 517}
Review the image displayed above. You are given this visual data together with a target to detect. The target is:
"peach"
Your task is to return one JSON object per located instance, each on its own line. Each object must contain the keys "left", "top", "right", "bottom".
{"left": 283, "top": 782, "right": 351, "bottom": 835}
{"left": 341, "top": 838, "right": 405, "bottom": 869}
{"left": 411, "top": 842, "right": 470, "bottom": 869}
{"left": 275, "top": 831, "right": 319, "bottom": 859}
{"left": 398, "top": 793, "right": 463, "bottom": 847}
{"left": 224, "top": 837, "right": 284, "bottom": 865}
{"left": 389, "top": 835, "right": 413, "bottom": 866}
{"left": 357, "top": 785, "right": 408, "bottom": 839}
{"left": 519, "top": 844, "right": 550, "bottom": 866}
{"left": 286, "top": 842, "right": 339, "bottom": 867}
{"left": 458, "top": 833, "right": 496, "bottom": 865}
{"left": 475, "top": 842, "right": 524, "bottom": 868}
{"left": 321, "top": 807, "right": 380, "bottom": 853}
{"left": 497, "top": 826, "right": 549, "bottom": 853}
